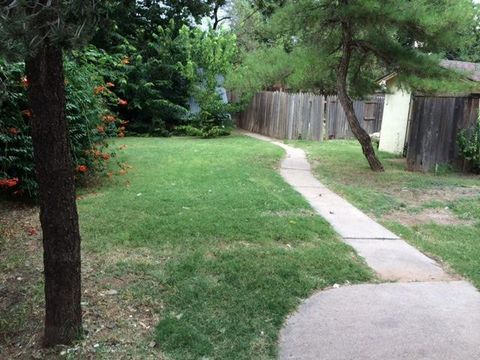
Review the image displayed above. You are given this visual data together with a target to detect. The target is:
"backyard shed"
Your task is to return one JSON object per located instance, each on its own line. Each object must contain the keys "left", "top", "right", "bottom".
{"left": 377, "top": 60, "right": 480, "bottom": 156}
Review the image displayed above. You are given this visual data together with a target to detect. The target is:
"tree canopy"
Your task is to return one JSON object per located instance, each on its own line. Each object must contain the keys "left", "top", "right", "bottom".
{"left": 227, "top": 0, "right": 478, "bottom": 170}
{"left": 229, "top": 0, "right": 477, "bottom": 96}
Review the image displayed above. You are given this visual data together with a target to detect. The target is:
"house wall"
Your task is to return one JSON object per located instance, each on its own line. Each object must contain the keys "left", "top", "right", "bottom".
{"left": 378, "top": 81, "right": 411, "bottom": 154}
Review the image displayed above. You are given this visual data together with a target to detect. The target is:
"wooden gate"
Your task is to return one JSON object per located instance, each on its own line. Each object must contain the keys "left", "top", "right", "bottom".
{"left": 326, "top": 95, "right": 384, "bottom": 139}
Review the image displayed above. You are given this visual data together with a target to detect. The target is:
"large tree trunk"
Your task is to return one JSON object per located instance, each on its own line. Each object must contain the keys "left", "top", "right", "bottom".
{"left": 336, "top": 24, "right": 384, "bottom": 172}
{"left": 25, "top": 42, "right": 82, "bottom": 347}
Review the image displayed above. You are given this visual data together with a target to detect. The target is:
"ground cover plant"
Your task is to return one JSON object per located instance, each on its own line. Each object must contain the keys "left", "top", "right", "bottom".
{"left": 292, "top": 140, "right": 480, "bottom": 288}
{"left": 0, "top": 135, "right": 372, "bottom": 359}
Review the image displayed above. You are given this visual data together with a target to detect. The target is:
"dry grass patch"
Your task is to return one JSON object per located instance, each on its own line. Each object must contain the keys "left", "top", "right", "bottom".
{"left": 383, "top": 207, "right": 476, "bottom": 227}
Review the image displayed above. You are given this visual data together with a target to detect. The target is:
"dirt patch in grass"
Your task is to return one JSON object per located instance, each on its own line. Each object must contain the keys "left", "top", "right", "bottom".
{"left": 384, "top": 207, "right": 475, "bottom": 227}
{"left": 391, "top": 186, "right": 480, "bottom": 207}
{"left": 0, "top": 202, "right": 164, "bottom": 359}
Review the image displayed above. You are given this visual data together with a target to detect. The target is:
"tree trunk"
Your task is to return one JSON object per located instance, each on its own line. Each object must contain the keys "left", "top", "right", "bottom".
{"left": 213, "top": 2, "right": 220, "bottom": 30}
{"left": 336, "top": 23, "right": 384, "bottom": 172}
{"left": 25, "top": 42, "right": 82, "bottom": 347}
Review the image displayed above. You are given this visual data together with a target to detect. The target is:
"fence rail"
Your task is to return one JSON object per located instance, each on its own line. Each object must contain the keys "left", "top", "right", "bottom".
{"left": 233, "top": 91, "right": 384, "bottom": 141}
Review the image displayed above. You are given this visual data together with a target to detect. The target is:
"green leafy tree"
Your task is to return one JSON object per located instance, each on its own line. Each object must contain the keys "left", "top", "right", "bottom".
{"left": 89, "top": 0, "right": 235, "bottom": 136}
{"left": 92, "top": 0, "right": 228, "bottom": 52}
{"left": 98, "top": 22, "right": 238, "bottom": 137}
{"left": 0, "top": 0, "right": 98, "bottom": 346}
{"left": 115, "top": 23, "right": 192, "bottom": 135}
{"left": 448, "top": 3, "right": 480, "bottom": 62}
{"left": 231, "top": 0, "right": 475, "bottom": 171}
{"left": 177, "top": 26, "right": 237, "bottom": 136}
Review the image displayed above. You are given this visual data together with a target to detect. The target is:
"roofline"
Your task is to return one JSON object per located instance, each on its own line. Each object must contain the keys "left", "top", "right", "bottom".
{"left": 376, "top": 72, "right": 397, "bottom": 84}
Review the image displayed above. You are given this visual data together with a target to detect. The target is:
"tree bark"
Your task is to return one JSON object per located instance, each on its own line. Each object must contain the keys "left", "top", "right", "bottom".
{"left": 213, "top": 2, "right": 220, "bottom": 30}
{"left": 336, "top": 23, "right": 384, "bottom": 172}
{"left": 25, "top": 42, "right": 83, "bottom": 347}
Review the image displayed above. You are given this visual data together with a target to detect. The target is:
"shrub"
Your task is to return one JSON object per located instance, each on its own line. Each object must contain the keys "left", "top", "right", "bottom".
{"left": 0, "top": 55, "right": 126, "bottom": 198}
{"left": 457, "top": 117, "right": 480, "bottom": 173}
{"left": 83, "top": 26, "right": 236, "bottom": 138}
{"left": 177, "top": 97, "right": 233, "bottom": 138}
{"left": 0, "top": 60, "right": 35, "bottom": 196}
{"left": 171, "top": 27, "right": 237, "bottom": 138}
{"left": 93, "top": 25, "right": 192, "bottom": 136}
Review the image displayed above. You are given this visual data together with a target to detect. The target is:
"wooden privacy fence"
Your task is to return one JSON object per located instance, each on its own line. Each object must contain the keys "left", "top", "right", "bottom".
{"left": 233, "top": 91, "right": 384, "bottom": 140}
{"left": 406, "top": 95, "right": 480, "bottom": 172}
{"left": 235, "top": 91, "right": 325, "bottom": 140}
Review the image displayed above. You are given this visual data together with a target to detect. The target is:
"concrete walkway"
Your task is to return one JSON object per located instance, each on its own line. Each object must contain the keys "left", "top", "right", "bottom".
{"left": 244, "top": 132, "right": 480, "bottom": 360}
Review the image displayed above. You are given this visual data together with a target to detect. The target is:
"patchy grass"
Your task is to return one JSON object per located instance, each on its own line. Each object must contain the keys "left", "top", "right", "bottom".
{"left": 1, "top": 135, "right": 372, "bottom": 359}
{"left": 0, "top": 202, "right": 161, "bottom": 359}
{"left": 292, "top": 139, "right": 480, "bottom": 288}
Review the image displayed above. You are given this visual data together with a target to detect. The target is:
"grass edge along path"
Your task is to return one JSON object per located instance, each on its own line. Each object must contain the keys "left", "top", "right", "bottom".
{"left": 290, "top": 139, "right": 480, "bottom": 289}
{"left": 77, "top": 135, "right": 373, "bottom": 359}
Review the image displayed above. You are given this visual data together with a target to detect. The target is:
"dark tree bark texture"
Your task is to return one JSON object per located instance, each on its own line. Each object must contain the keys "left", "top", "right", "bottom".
{"left": 25, "top": 42, "right": 83, "bottom": 346}
{"left": 336, "top": 22, "right": 384, "bottom": 172}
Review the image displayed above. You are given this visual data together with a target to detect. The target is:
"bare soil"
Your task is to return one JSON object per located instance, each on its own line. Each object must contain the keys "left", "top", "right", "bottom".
{"left": 391, "top": 186, "right": 480, "bottom": 207}
{"left": 382, "top": 186, "right": 479, "bottom": 226}
{"left": 0, "top": 201, "right": 163, "bottom": 359}
{"left": 384, "top": 207, "right": 475, "bottom": 227}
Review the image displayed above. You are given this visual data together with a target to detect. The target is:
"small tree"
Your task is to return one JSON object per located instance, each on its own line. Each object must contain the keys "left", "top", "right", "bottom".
{"left": 0, "top": 0, "right": 97, "bottom": 346}
{"left": 327, "top": 0, "right": 474, "bottom": 171}
{"left": 232, "top": 0, "right": 475, "bottom": 171}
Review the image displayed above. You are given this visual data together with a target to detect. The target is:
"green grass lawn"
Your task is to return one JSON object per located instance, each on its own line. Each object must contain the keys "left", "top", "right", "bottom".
{"left": 75, "top": 136, "right": 372, "bottom": 359}
{"left": 291, "top": 139, "right": 480, "bottom": 288}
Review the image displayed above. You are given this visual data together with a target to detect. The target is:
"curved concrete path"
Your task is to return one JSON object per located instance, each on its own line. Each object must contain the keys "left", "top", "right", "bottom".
{"left": 243, "top": 131, "right": 480, "bottom": 360}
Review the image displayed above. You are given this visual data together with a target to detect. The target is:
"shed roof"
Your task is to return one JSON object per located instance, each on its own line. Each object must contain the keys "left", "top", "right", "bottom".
{"left": 439, "top": 59, "right": 480, "bottom": 82}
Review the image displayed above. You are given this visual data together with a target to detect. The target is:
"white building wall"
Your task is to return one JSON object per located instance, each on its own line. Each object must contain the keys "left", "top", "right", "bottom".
{"left": 378, "top": 84, "right": 412, "bottom": 154}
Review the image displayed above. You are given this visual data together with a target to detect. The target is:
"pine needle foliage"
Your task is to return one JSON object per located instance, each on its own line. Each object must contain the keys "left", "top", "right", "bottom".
{"left": 0, "top": 0, "right": 98, "bottom": 59}
{"left": 230, "top": 0, "right": 477, "bottom": 96}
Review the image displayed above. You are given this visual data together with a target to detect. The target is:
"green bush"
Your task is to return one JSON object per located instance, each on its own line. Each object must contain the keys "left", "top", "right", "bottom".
{"left": 83, "top": 25, "right": 237, "bottom": 138}
{"left": 0, "top": 55, "right": 126, "bottom": 198}
{"left": 90, "top": 24, "right": 192, "bottom": 136}
{"left": 458, "top": 117, "right": 480, "bottom": 173}
{"left": 174, "top": 26, "right": 236, "bottom": 138}
{"left": 176, "top": 92, "right": 233, "bottom": 138}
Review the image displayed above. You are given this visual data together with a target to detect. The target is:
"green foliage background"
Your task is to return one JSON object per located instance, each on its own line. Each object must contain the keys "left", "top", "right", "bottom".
{"left": 0, "top": 53, "right": 124, "bottom": 197}
{"left": 227, "top": 0, "right": 478, "bottom": 98}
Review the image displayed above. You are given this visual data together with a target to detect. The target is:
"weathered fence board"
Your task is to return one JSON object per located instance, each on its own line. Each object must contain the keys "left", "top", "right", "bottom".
{"left": 326, "top": 95, "right": 384, "bottom": 139}
{"left": 406, "top": 95, "right": 480, "bottom": 172}
{"left": 235, "top": 91, "right": 327, "bottom": 140}
{"left": 233, "top": 91, "right": 384, "bottom": 140}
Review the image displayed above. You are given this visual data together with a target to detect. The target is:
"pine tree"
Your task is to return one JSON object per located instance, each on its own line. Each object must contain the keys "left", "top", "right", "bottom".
{"left": 233, "top": 0, "right": 475, "bottom": 170}
{"left": 0, "top": 0, "right": 97, "bottom": 346}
